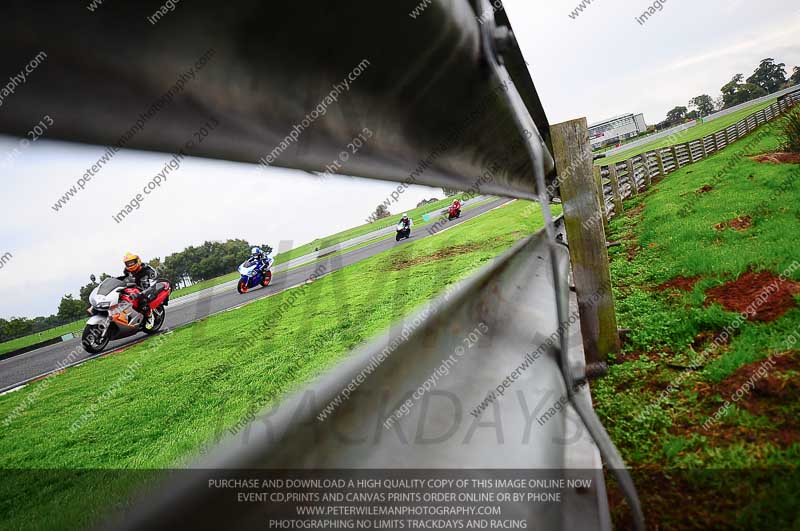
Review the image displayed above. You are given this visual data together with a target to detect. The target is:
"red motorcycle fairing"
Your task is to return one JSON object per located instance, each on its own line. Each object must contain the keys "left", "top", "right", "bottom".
{"left": 148, "top": 282, "right": 172, "bottom": 310}
{"left": 119, "top": 282, "right": 172, "bottom": 313}
{"left": 120, "top": 287, "right": 143, "bottom": 307}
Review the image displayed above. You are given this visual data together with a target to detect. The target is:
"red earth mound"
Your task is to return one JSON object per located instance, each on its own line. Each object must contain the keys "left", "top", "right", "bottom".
{"left": 716, "top": 350, "right": 800, "bottom": 415}
{"left": 713, "top": 215, "right": 752, "bottom": 231}
{"left": 705, "top": 270, "right": 800, "bottom": 322}
{"left": 751, "top": 152, "right": 800, "bottom": 164}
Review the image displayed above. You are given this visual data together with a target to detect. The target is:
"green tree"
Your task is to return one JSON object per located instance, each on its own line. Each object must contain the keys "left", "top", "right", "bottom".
{"left": 372, "top": 204, "right": 391, "bottom": 220}
{"left": 57, "top": 294, "right": 87, "bottom": 321}
{"left": 0, "top": 317, "right": 34, "bottom": 341}
{"left": 746, "top": 58, "right": 786, "bottom": 93}
{"left": 790, "top": 66, "right": 800, "bottom": 86}
{"left": 721, "top": 74, "right": 767, "bottom": 108}
{"left": 688, "top": 94, "right": 714, "bottom": 117}
{"left": 665, "top": 106, "right": 687, "bottom": 126}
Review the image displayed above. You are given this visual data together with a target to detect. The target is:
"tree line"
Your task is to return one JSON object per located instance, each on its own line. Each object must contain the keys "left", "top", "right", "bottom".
{"left": 660, "top": 58, "right": 800, "bottom": 129}
{"left": 0, "top": 239, "right": 271, "bottom": 342}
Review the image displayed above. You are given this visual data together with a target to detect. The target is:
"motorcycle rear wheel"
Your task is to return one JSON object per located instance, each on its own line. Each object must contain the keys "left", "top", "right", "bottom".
{"left": 82, "top": 325, "right": 110, "bottom": 354}
{"left": 261, "top": 271, "right": 273, "bottom": 287}
{"left": 142, "top": 307, "right": 166, "bottom": 335}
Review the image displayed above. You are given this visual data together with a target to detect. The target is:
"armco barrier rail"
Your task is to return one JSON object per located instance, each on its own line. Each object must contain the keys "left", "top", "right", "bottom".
{"left": 0, "top": 0, "right": 643, "bottom": 529}
{"left": 597, "top": 92, "right": 800, "bottom": 219}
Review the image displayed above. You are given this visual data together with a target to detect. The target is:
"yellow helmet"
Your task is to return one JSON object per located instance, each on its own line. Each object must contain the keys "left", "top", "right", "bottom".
{"left": 123, "top": 252, "right": 142, "bottom": 273}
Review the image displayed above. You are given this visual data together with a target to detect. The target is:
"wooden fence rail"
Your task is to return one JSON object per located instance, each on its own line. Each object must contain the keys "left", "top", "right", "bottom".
{"left": 597, "top": 92, "right": 800, "bottom": 219}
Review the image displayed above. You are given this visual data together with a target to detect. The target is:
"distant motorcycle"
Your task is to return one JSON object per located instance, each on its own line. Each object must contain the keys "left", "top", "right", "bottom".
{"left": 448, "top": 204, "right": 462, "bottom": 220}
{"left": 395, "top": 222, "right": 411, "bottom": 241}
{"left": 82, "top": 277, "right": 171, "bottom": 353}
{"left": 237, "top": 256, "right": 273, "bottom": 294}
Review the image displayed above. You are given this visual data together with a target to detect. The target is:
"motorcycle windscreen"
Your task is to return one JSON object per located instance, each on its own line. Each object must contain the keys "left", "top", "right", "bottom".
{"left": 0, "top": 0, "right": 553, "bottom": 200}
{"left": 96, "top": 278, "right": 126, "bottom": 296}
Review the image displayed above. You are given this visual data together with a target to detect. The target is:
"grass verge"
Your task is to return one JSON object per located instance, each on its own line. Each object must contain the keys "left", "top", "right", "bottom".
{"left": 0, "top": 321, "right": 83, "bottom": 357}
{"left": 595, "top": 110, "right": 800, "bottom": 528}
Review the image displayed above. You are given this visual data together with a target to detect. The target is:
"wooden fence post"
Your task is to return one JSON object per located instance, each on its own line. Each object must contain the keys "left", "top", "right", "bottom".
{"left": 593, "top": 166, "right": 609, "bottom": 227}
{"left": 550, "top": 118, "right": 619, "bottom": 378}
{"left": 671, "top": 145, "right": 681, "bottom": 169}
{"left": 642, "top": 152, "right": 652, "bottom": 188}
{"left": 608, "top": 164, "right": 624, "bottom": 213}
{"left": 655, "top": 150, "right": 666, "bottom": 179}
{"left": 626, "top": 159, "right": 638, "bottom": 195}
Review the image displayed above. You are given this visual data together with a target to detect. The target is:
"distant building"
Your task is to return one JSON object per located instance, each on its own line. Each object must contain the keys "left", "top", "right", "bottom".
{"left": 589, "top": 113, "right": 647, "bottom": 149}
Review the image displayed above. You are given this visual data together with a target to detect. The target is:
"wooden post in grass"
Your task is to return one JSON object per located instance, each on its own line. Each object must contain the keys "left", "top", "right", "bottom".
{"left": 593, "top": 166, "right": 609, "bottom": 227}
{"left": 655, "top": 150, "right": 666, "bottom": 179}
{"left": 642, "top": 152, "right": 652, "bottom": 188}
{"left": 608, "top": 164, "right": 624, "bottom": 213}
{"left": 671, "top": 145, "right": 681, "bottom": 169}
{"left": 626, "top": 159, "right": 638, "bottom": 195}
{"left": 550, "top": 118, "right": 619, "bottom": 378}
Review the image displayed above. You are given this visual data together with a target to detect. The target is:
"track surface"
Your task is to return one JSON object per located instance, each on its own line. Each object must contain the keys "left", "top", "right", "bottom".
{"left": 0, "top": 198, "right": 511, "bottom": 391}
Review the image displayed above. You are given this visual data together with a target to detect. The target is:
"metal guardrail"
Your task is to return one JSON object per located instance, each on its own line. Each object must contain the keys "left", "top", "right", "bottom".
{"left": 0, "top": 0, "right": 643, "bottom": 529}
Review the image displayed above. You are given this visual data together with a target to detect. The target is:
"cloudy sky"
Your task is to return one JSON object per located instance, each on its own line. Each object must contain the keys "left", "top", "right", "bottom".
{"left": 509, "top": 0, "right": 800, "bottom": 125}
{"left": 1, "top": 0, "right": 799, "bottom": 319}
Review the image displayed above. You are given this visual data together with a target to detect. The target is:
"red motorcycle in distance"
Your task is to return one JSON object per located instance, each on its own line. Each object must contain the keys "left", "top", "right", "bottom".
{"left": 82, "top": 277, "right": 172, "bottom": 353}
{"left": 448, "top": 201, "right": 462, "bottom": 220}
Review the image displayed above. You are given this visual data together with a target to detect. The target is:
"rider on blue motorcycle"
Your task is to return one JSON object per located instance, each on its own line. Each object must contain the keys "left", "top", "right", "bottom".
{"left": 250, "top": 246, "right": 272, "bottom": 276}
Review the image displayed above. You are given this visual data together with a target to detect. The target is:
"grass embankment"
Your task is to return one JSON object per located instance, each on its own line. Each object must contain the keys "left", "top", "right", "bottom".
{"left": 596, "top": 111, "right": 800, "bottom": 528}
{"left": 598, "top": 99, "right": 776, "bottom": 166}
{"left": 0, "top": 199, "right": 556, "bottom": 531}
{"left": 166, "top": 196, "right": 497, "bottom": 298}
{"left": 270, "top": 193, "right": 484, "bottom": 266}
{"left": 0, "top": 321, "right": 83, "bottom": 357}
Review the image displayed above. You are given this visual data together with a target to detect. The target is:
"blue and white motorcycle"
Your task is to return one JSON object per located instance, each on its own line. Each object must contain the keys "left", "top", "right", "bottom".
{"left": 236, "top": 256, "right": 274, "bottom": 294}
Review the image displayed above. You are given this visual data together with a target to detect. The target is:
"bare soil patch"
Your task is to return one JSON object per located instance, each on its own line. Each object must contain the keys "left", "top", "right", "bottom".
{"left": 713, "top": 215, "right": 752, "bottom": 231}
{"left": 716, "top": 350, "right": 800, "bottom": 416}
{"left": 697, "top": 184, "right": 714, "bottom": 193}
{"left": 657, "top": 276, "right": 701, "bottom": 292}
{"left": 389, "top": 245, "right": 474, "bottom": 270}
{"left": 751, "top": 152, "right": 800, "bottom": 164}
{"left": 705, "top": 270, "right": 800, "bottom": 322}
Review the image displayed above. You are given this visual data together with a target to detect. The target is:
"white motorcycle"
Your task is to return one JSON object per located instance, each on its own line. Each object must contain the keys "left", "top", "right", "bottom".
{"left": 82, "top": 276, "right": 171, "bottom": 353}
{"left": 395, "top": 222, "right": 412, "bottom": 241}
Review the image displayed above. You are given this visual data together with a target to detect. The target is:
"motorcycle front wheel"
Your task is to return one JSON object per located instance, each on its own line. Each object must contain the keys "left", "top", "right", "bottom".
{"left": 82, "top": 325, "right": 110, "bottom": 354}
{"left": 237, "top": 279, "right": 249, "bottom": 294}
{"left": 261, "top": 271, "right": 273, "bottom": 287}
{"left": 142, "top": 307, "right": 166, "bottom": 335}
